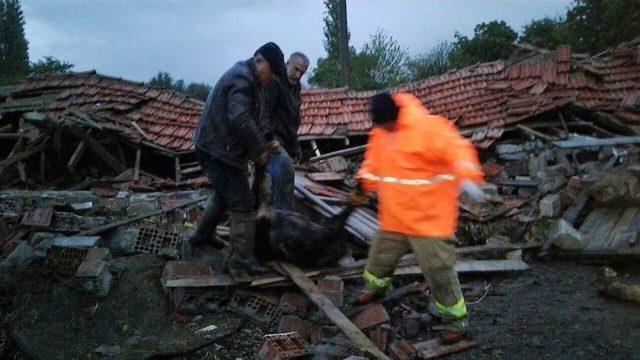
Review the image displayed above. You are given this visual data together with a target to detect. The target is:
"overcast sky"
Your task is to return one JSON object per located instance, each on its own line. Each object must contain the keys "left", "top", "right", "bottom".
{"left": 22, "top": 0, "right": 572, "bottom": 85}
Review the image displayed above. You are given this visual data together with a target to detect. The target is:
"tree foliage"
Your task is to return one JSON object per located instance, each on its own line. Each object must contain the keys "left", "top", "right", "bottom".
{"left": 449, "top": 20, "right": 518, "bottom": 68}
{"left": 520, "top": 17, "right": 571, "bottom": 49}
{"left": 0, "top": 0, "right": 30, "bottom": 85}
{"left": 407, "top": 42, "right": 452, "bottom": 80}
{"left": 565, "top": 0, "right": 640, "bottom": 54}
{"left": 30, "top": 56, "right": 74, "bottom": 74}
{"left": 308, "top": 0, "right": 410, "bottom": 90}
{"left": 147, "top": 71, "right": 212, "bottom": 102}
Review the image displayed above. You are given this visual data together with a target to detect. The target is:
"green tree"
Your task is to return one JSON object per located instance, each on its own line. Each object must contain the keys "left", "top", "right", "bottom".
{"left": 407, "top": 42, "right": 453, "bottom": 80}
{"left": 520, "top": 17, "right": 571, "bottom": 49}
{"left": 30, "top": 56, "right": 74, "bottom": 74}
{"left": 357, "top": 29, "right": 410, "bottom": 89}
{"left": 147, "top": 71, "right": 175, "bottom": 89}
{"left": 308, "top": 0, "right": 352, "bottom": 88}
{"left": 565, "top": 0, "right": 640, "bottom": 54}
{"left": 449, "top": 20, "right": 517, "bottom": 68}
{"left": 308, "top": 0, "right": 410, "bottom": 90}
{"left": 1, "top": 0, "right": 30, "bottom": 85}
{"left": 185, "top": 82, "right": 212, "bottom": 102}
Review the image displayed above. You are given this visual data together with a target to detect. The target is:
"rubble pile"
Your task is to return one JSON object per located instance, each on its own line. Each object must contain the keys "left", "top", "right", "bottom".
{"left": 1, "top": 38, "right": 640, "bottom": 358}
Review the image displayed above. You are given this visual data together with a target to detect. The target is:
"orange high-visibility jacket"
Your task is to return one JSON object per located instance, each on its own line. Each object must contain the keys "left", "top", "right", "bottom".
{"left": 356, "top": 93, "right": 484, "bottom": 238}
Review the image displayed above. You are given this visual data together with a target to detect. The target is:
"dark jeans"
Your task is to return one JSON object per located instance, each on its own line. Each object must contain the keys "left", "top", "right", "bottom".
{"left": 265, "top": 148, "right": 295, "bottom": 211}
{"left": 196, "top": 149, "right": 255, "bottom": 214}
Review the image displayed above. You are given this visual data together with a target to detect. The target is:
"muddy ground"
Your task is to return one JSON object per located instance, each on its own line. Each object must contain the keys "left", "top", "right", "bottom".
{"left": 1, "top": 256, "right": 639, "bottom": 359}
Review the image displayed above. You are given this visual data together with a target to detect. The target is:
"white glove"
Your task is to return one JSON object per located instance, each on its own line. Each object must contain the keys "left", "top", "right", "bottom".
{"left": 460, "top": 180, "right": 487, "bottom": 203}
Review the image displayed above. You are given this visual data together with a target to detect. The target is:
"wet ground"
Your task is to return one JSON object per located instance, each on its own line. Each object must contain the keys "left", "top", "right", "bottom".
{"left": 1, "top": 257, "right": 639, "bottom": 359}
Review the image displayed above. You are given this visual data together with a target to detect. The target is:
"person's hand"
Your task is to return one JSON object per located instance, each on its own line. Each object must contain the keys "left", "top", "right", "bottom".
{"left": 460, "top": 180, "right": 488, "bottom": 203}
{"left": 268, "top": 140, "right": 280, "bottom": 154}
{"left": 254, "top": 151, "right": 269, "bottom": 166}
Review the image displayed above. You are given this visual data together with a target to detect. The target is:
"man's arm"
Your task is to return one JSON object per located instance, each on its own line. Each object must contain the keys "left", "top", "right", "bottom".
{"left": 227, "top": 75, "right": 268, "bottom": 159}
{"left": 355, "top": 130, "right": 382, "bottom": 193}
{"left": 437, "top": 119, "right": 484, "bottom": 184}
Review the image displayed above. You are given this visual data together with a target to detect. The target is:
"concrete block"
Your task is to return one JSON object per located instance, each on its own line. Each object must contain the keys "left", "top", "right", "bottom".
{"left": 75, "top": 260, "right": 112, "bottom": 297}
{"left": 53, "top": 236, "right": 100, "bottom": 249}
{"left": 548, "top": 219, "right": 583, "bottom": 251}
{"left": 4, "top": 241, "right": 36, "bottom": 267}
{"left": 495, "top": 144, "right": 523, "bottom": 154}
{"left": 257, "top": 332, "right": 309, "bottom": 359}
{"left": 540, "top": 194, "right": 562, "bottom": 218}
{"left": 352, "top": 304, "right": 390, "bottom": 330}
{"left": 84, "top": 247, "right": 111, "bottom": 261}
{"left": 317, "top": 276, "right": 344, "bottom": 307}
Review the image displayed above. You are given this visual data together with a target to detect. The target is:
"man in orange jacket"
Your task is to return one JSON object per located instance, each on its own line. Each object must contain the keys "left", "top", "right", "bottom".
{"left": 353, "top": 92, "right": 486, "bottom": 343}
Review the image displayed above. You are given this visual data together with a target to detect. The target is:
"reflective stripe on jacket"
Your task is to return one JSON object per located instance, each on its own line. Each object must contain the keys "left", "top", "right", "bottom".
{"left": 356, "top": 93, "right": 484, "bottom": 237}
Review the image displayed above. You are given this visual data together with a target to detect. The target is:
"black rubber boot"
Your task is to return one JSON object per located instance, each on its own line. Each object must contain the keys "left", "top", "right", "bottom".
{"left": 184, "top": 196, "right": 224, "bottom": 256}
{"left": 227, "top": 212, "right": 270, "bottom": 282}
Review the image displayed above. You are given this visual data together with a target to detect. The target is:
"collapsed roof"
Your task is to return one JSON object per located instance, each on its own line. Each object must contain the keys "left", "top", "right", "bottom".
{"left": 299, "top": 38, "right": 640, "bottom": 147}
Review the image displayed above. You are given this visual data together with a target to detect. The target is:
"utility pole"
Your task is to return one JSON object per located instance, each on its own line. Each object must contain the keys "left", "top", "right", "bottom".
{"left": 338, "top": 0, "right": 349, "bottom": 88}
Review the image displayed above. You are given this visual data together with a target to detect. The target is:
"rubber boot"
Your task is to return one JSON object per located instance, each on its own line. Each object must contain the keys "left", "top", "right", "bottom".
{"left": 181, "top": 197, "right": 224, "bottom": 260}
{"left": 227, "top": 212, "right": 270, "bottom": 283}
{"left": 189, "top": 197, "right": 224, "bottom": 247}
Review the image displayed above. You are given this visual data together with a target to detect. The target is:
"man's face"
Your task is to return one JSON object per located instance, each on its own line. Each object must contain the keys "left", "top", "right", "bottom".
{"left": 286, "top": 57, "right": 308, "bottom": 85}
{"left": 255, "top": 56, "right": 276, "bottom": 87}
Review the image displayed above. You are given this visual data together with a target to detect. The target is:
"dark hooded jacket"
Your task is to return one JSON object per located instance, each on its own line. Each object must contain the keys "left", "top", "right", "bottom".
{"left": 263, "top": 76, "right": 302, "bottom": 157}
{"left": 192, "top": 59, "right": 272, "bottom": 169}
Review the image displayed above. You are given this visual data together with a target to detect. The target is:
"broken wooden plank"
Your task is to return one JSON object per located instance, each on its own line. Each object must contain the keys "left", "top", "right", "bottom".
{"left": 277, "top": 261, "right": 390, "bottom": 360}
{"left": 562, "top": 190, "right": 589, "bottom": 225}
{"left": 308, "top": 144, "right": 367, "bottom": 163}
{"left": 174, "top": 156, "right": 181, "bottom": 183}
{"left": 0, "top": 139, "right": 48, "bottom": 172}
{"left": 131, "top": 121, "right": 150, "bottom": 141}
{"left": 516, "top": 124, "right": 556, "bottom": 142}
{"left": 491, "top": 178, "right": 539, "bottom": 187}
{"left": 413, "top": 338, "right": 477, "bottom": 359}
{"left": 393, "top": 260, "right": 529, "bottom": 277}
{"left": 65, "top": 126, "right": 126, "bottom": 173}
{"left": 306, "top": 171, "right": 345, "bottom": 182}
{"left": 134, "top": 147, "right": 141, "bottom": 181}
{"left": 67, "top": 141, "right": 85, "bottom": 169}
{"left": 552, "top": 136, "right": 640, "bottom": 148}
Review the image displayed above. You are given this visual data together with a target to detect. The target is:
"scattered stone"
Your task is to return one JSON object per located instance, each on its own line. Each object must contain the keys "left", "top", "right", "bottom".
{"left": 540, "top": 194, "right": 562, "bottom": 218}
{"left": 94, "top": 344, "right": 122, "bottom": 357}
{"left": 598, "top": 282, "right": 640, "bottom": 304}
{"left": 548, "top": 219, "right": 583, "bottom": 251}
{"left": 603, "top": 267, "right": 618, "bottom": 278}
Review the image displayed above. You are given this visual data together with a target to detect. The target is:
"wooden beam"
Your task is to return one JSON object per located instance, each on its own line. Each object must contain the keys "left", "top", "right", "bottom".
{"left": 310, "top": 140, "right": 321, "bottom": 157}
{"left": 39, "top": 150, "right": 45, "bottom": 181}
{"left": 516, "top": 124, "right": 556, "bottom": 142}
{"left": 131, "top": 121, "right": 150, "bottom": 141}
{"left": 133, "top": 147, "right": 141, "bottom": 181}
{"left": 174, "top": 156, "right": 181, "bottom": 182}
{"left": 0, "top": 139, "right": 48, "bottom": 172}
{"left": 276, "top": 261, "right": 389, "bottom": 360}
{"left": 65, "top": 126, "right": 126, "bottom": 173}
{"left": 308, "top": 144, "right": 367, "bottom": 163}
{"left": 552, "top": 136, "right": 640, "bottom": 148}
{"left": 67, "top": 141, "right": 85, "bottom": 169}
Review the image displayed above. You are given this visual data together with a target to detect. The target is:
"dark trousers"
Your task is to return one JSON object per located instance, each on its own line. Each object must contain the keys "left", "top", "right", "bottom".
{"left": 196, "top": 149, "right": 255, "bottom": 214}
{"left": 265, "top": 148, "right": 295, "bottom": 211}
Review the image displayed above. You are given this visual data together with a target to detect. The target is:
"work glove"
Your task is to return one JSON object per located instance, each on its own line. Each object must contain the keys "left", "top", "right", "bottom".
{"left": 349, "top": 182, "right": 367, "bottom": 206}
{"left": 460, "top": 180, "right": 488, "bottom": 203}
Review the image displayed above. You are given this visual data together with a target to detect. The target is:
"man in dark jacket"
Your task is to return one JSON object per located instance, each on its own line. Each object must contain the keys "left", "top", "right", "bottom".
{"left": 262, "top": 52, "right": 309, "bottom": 210}
{"left": 191, "top": 42, "right": 286, "bottom": 279}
